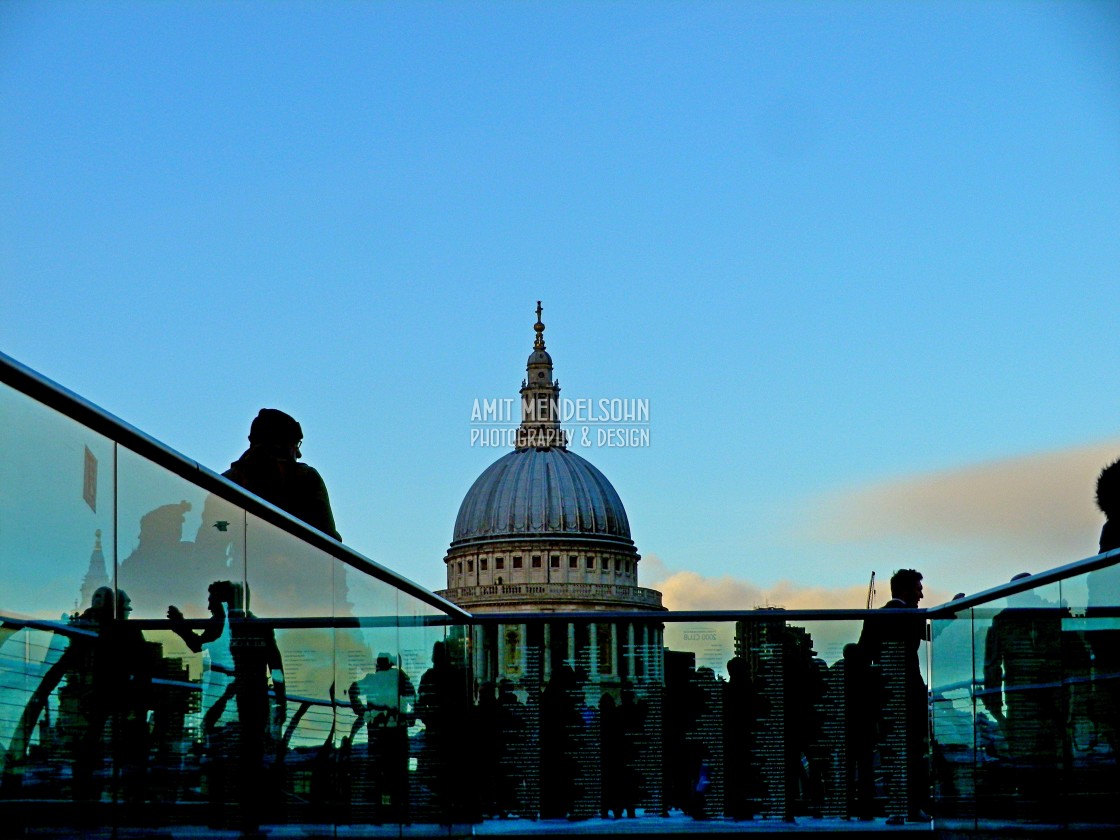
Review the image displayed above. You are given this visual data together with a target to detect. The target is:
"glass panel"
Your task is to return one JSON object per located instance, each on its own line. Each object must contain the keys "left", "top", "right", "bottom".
{"left": 1065, "top": 561, "right": 1120, "bottom": 826}
{"left": 399, "top": 589, "right": 461, "bottom": 826}
{"left": 0, "top": 384, "right": 115, "bottom": 619}
{"left": 0, "top": 621, "right": 73, "bottom": 802}
{"left": 973, "top": 580, "right": 1068, "bottom": 826}
{"left": 333, "top": 564, "right": 401, "bottom": 826}
{"left": 117, "top": 446, "right": 246, "bottom": 620}
{"left": 434, "top": 614, "right": 943, "bottom": 827}
{"left": 243, "top": 513, "right": 337, "bottom": 830}
{"left": 930, "top": 607, "right": 978, "bottom": 828}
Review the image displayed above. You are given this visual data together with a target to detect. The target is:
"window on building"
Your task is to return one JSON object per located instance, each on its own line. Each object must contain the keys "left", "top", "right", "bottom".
{"left": 467, "top": 559, "right": 474, "bottom": 573}
{"left": 615, "top": 558, "right": 622, "bottom": 573}
{"left": 457, "top": 562, "right": 463, "bottom": 575}
{"left": 550, "top": 555, "right": 560, "bottom": 568}
{"left": 587, "top": 557, "right": 595, "bottom": 570}
{"left": 569, "top": 555, "right": 578, "bottom": 569}
{"left": 481, "top": 558, "right": 488, "bottom": 571}
{"left": 495, "top": 557, "right": 505, "bottom": 570}
{"left": 513, "top": 556, "right": 523, "bottom": 569}
{"left": 531, "top": 555, "right": 541, "bottom": 569}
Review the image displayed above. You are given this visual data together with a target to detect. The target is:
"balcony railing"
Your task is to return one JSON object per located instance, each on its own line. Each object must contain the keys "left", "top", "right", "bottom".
{"left": 438, "top": 581, "right": 665, "bottom": 609}
{"left": 3, "top": 349, "right": 1120, "bottom": 836}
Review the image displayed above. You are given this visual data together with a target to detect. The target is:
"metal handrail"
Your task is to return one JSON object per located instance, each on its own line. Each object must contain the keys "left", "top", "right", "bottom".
{"left": 0, "top": 349, "right": 469, "bottom": 620}
{"left": 925, "top": 547, "right": 1120, "bottom": 617}
{"left": 7, "top": 347, "right": 1118, "bottom": 625}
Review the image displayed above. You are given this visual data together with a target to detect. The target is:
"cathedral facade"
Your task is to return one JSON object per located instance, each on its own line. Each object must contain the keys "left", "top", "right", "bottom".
{"left": 436, "top": 304, "right": 664, "bottom": 690}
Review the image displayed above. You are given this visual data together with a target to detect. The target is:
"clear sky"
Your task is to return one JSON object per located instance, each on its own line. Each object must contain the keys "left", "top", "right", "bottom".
{"left": 3, "top": 1, "right": 1119, "bottom": 606}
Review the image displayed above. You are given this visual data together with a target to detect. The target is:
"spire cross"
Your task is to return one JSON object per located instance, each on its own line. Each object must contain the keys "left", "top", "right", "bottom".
{"left": 533, "top": 300, "right": 546, "bottom": 349}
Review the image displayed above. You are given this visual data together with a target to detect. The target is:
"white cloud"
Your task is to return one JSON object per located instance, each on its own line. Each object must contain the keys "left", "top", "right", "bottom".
{"left": 645, "top": 555, "right": 951, "bottom": 611}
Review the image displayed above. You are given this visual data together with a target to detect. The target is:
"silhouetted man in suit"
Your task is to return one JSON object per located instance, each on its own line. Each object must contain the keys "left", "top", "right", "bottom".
{"left": 859, "top": 568, "right": 930, "bottom": 822}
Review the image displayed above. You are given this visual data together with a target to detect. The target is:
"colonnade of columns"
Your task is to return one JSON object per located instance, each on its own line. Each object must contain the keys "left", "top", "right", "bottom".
{"left": 469, "top": 620, "right": 665, "bottom": 688}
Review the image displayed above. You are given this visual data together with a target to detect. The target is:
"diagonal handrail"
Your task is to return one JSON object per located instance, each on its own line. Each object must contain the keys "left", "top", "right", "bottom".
{"left": 0, "top": 349, "right": 469, "bottom": 620}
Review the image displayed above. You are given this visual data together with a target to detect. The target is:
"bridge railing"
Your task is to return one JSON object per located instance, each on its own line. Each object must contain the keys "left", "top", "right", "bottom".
{"left": 3, "top": 349, "right": 1120, "bottom": 834}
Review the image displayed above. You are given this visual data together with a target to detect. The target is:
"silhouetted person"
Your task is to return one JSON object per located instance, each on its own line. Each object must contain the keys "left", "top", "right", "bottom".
{"left": 662, "top": 650, "right": 712, "bottom": 818}
{"left": 224, "top": 408, "right": 340, "bottom": 540}
{"left": 115, "top": 500, "right": 209, "bottom": 617}
{"left": 859, "top": 568, "right": 930, "bottom": 822}
{"left": 778, "top": 630, "right": 824, "bottom": 817}
{"left": 842, "top": 642, "right": 878, "bottom": 819}
{"left": 540, "top": 664, "right": 590, "bottom": 819}
{"left": 64, "top": 587, "right": 152, "bottom": 807}
{"left": 983, "top": 573, "right": 1071, "bottom": 819}
{"left": 723, "top": 655, "right": 762, "bottom": 820}
{"left": 415, "top": 641, "right": 476, "bottom": 823}
{"left": 1087, "top": 460, "right": 1120, "bottom": 797}
{"left": 497, "top": 679, "right": 531, "bottom": 817}
{"left": 348, "top": 652, "right": 414, "bottom": 823}
{"left": 169, "top": 581, "right": 285, "bottom": 831}
{"left": 475, "top": 680, "right": 522, "bottom": 819}
{"left": 1098, "top": 458, "right": 1120, "bottom": 555}
{"left": 600, "top": 686, "right": 643, "bottom": 820}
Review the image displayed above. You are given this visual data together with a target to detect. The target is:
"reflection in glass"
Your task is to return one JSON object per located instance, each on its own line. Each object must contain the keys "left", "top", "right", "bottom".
{"left": 0, "top": 384, "right": 115, "bottom": 619}
{"left": 117, "top": 446, "right": 245, "bottom": 620}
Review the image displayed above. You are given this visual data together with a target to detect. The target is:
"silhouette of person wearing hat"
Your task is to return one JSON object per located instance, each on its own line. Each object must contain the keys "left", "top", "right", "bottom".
{"left": 224, "top": 408, "right": 340, "bottom": 540}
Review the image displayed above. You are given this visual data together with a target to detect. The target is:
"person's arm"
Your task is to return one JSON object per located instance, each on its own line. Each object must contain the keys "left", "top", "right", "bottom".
{"left": 167, "top": 607, "right": 224, "bottom": 653}
{"left": 167, "top": 605, "right": 203, "bottom": 652}
{"left": 265, "top": 627, "right": 287, "bottom": 735}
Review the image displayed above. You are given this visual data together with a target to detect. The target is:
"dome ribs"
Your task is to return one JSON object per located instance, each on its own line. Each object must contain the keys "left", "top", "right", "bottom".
{"left": 451, "top": 448, "right": 633, "bottom": 547}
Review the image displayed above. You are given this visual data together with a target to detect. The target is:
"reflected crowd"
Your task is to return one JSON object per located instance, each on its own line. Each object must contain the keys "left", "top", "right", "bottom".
{"left": 4, "top": 558, "right": 1120, "bottom": 831}
{"left": 3, "top": 394, "right": 1120, "bottom": 834}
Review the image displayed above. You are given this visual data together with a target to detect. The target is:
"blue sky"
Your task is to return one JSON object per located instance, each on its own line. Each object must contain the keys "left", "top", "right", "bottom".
{"left": 3, "top": 1, "right": 1119, "bottom": 604}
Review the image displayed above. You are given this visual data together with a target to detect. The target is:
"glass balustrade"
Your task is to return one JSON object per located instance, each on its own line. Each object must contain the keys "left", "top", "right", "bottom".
{"left": 4, "top": 351, "right": 1120, "bottom": 835}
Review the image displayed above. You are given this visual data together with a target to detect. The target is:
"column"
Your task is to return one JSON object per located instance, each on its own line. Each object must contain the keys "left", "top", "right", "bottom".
{"left": 589, "top": 622, "right": 599, "bottom": 679}
{"left": 497, "top": 623, "right": 507, "bottom": 678}
{"left": 543, "top": 622, "right": 552, "bottom": 682}
{"left": 627, "top": 622, "right": 637, "bottom": 679}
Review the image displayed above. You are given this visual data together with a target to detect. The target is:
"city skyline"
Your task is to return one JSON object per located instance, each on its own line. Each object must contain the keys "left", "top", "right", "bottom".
{"left": 3, "top": 2, "right": 1118, "bottom": 604}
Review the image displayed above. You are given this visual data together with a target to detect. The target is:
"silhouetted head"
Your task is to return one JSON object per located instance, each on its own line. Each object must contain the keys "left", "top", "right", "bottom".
{"left": 890, "top": 568, "right": 924, "bottom": 606}
{"left": 1009, "top": 572, "right": 1044, "bottom": 606}
{"left": 376, "top": 652, "right": 395, "bottom": 671}
{"left": 431, "top": 641, "right": 447, "bottom": 667}
{"left": 249, "top": 409, "right": 303, "bottom": 457}
{"left": 726, "top": 656, "right": 747, "bottom": 680}
{"left": 207, "top": 580, "right": 244, "bottom": 613}
{"left": 90, "top": 586, "right": 132, "bottom": 618}
{"left": 90, "top": 586, "right": 115, "bottom": 614}
{"left": 1097, "top": 459, "right": 1120, "bottom": 518}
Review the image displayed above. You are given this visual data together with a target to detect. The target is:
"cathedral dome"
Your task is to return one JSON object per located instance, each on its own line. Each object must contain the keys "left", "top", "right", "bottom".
{"left": 439, "top": 302, "right": 661, "bottom": 614}
{"left": 451, "top": 446, "right": 633, "bottom": 548}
